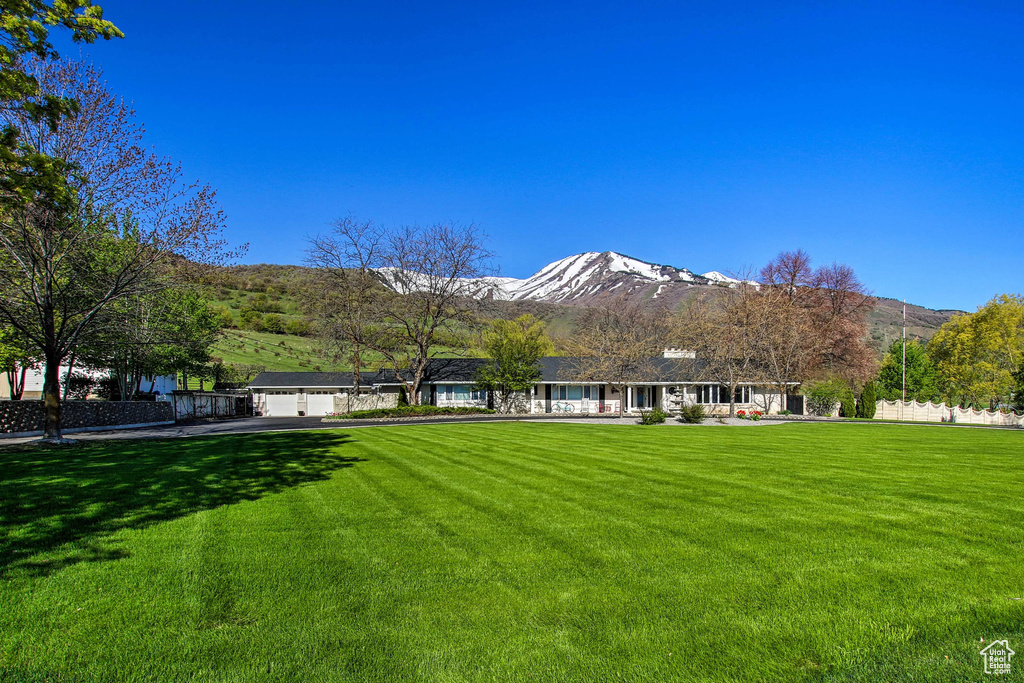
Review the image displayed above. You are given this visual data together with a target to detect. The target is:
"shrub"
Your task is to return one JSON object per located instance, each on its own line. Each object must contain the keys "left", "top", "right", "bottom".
{"left": 857, "top": 380, "right": 878, "bottom": 418}
{"left": 328, "top": 406, "right": 496, "bottom": 419}
{"left": 778, "top": 409, "right": 792, "bottom": 416}
{"left": 750, "top": 410, "right": 762, "bottom": 421}
{"left": 213, "top": 305, "right": 234, "bottom": 329}
{"left": 239, "top": 307, "right": 263, "bottom": 331}
{"left": 678, "top": 404, "right": 706, "bottom": 424}
{"left": 638, "top": 408, "right": 667, "bottom": 425}
{"left": 94, "top": 376, "right": 122, "bottom": 401}
{"left": 262, "top": 314, "right": 285, "bottom": 334}
{"left": 247, "top": 293, "right": 283, "bottom": 314}
{"left": 805, "top": 379, "right": 847, "bottom": 417}
{"left": 63, "top": 371, "right": 97, "bottom": 400}
{"left": 284, "top": 319, "right": 311, "bottom": 336}
{"left": 839, "top": 385, "right": 857, "bottom": 418}
{"left": 397, "top": 386, "right": 409, "bottom": 407}
{"left": 736, "top": 409, "right": 747, "bottom": 418}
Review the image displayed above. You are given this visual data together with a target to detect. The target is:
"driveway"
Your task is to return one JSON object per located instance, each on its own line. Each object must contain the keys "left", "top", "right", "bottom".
{"left": 0, "top": 414, "right": 567, "bottom": 445}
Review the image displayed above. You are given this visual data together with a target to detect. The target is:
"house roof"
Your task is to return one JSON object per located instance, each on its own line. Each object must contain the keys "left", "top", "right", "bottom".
{"left": 540, "top": 356, "right": 707, "bottom": 383}
{"left": 248, "top": 371, "right": 357, "bottom": 388}
{"left": 247, "top": 356, "right": 741, "bottom": 389}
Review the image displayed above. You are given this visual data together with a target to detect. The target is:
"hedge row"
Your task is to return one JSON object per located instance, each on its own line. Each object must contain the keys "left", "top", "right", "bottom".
{"left": 327, "top": 406, "right": 496, "bottom": 420}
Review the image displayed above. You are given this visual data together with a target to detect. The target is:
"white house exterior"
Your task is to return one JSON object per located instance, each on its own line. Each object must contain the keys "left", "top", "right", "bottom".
{"left": 247, "top": 356, "right": 800, "bottom": 417}
{"left": 0, "top": 366, "right": 177, "bottom": 400}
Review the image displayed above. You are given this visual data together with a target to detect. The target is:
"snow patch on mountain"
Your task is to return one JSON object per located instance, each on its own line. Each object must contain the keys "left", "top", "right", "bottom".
{"left": 701, "top": 270, "right": 740, "bottom": 284}
{"left": 377, "top": 251, "right": 743, "bottom": 305}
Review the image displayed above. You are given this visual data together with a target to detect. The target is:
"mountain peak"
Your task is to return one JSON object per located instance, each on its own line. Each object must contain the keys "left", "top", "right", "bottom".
{"left": 484, "top": 251, "right": 715, "bottom": 304}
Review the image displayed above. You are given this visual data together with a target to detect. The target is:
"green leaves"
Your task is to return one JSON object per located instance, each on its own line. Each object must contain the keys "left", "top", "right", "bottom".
{"left": 877, "top": 338, "right": 938, "bottom": 403}
{"left": 928, "top": 294, "right": 1024, "bottom": 407}
{"left": 475, "top": 314, "right": 552, "bottom": 395}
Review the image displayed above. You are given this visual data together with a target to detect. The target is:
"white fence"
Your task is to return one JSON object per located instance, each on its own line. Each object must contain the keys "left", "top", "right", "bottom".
{"left": 876, "top": 400, "right": 1024, "bottom": 427}
{"left": 160, "top": 392, "right": 247, "bottom": 420}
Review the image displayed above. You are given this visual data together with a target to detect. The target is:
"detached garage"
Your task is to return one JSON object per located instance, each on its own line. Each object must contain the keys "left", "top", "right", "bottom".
{"left": 249, "top": 372, "right": 359, "bottom": 417}
{"left": 264, "top": 390, "right": 299, "bottom": 417}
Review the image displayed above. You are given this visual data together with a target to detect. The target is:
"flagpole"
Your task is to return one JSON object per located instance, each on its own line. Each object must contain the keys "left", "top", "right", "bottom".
{"left": 901, "top": 299, "right": 906, "bottom": 421}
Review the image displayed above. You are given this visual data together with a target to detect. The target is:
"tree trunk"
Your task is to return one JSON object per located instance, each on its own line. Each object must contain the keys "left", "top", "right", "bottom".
{"left": 352, "top": 342, "right": 361, "bottom": 390}
{"left": 7, "top": 367, "right": 26, "bottom": 400}
{"left": 62, "top": 354, "right": 76, "bottom": 402}
{"left": 42, "top": 355, "right": 63, "bottom": 440}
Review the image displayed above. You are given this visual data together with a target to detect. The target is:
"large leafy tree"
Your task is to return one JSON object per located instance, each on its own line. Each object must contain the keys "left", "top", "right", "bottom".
{"left": 0, "top": 59, "right": 236, "bottom": 440}
{"left": 1, "top": 1, "right": 121, "bottom": 208}
{"left": 475, "top": 314, "right": 553, "bottom": 413}
{"left": 929, "top": 294, "right": 1024, "bottom": 408}
{"left": 876, "top": 338, "right": 939, "bottom": 403}
{"left": 78, "top": 288, "right": 222, "bottom": 399}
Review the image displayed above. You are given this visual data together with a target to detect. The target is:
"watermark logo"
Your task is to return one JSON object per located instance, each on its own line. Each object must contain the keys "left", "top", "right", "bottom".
{"left": 980, "top": 639, "right": 1014, "bottom": 675}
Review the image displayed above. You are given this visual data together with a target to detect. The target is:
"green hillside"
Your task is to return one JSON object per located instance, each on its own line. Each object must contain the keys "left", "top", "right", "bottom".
{"left": 202, "top": 264, "right": 581, "bottom": 374}
{"left": 202, "top": 264, "right": 957, "bottom": 375}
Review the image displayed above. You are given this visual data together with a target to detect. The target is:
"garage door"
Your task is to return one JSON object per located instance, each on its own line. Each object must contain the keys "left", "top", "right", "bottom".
{"left": 306, "top": 392, "right": 336, "bottom": 416}
{"left": 265, "top": 391, "right": 298, "bottom": 416}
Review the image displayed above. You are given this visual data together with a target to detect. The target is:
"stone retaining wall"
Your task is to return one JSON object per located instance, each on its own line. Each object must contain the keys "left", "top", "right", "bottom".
{"left": 333, "top": 392, "right": 399, "bottom": 414}
{"left": 0, "top": 400, "right": 174, "bottom": 434}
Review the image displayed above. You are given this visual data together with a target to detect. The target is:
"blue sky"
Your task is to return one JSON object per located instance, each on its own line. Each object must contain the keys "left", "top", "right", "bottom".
{"left": 58, "top": 1, "right": 1024, "bottom": 311}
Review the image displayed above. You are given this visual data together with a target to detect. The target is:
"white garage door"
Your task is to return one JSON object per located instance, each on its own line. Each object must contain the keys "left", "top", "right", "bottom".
{"left": 265, "top": 391, "right": 298, "bottom": 416}
{"left": 306, "top": 392, "right": 336, "bottom": 416}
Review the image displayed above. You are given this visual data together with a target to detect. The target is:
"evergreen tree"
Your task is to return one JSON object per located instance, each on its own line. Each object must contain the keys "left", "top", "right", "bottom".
{"left": 839, "top": 385, "right": 857, "bottom": 418}
{"left": 857, "top": 380, "right": 878, "bottom": 418}
{"left": 877, "top": 338, "right": 938, "bottom": 402}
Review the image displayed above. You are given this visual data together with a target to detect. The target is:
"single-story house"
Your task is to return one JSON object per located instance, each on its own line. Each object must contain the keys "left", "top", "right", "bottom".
{"left": 247, "top": 353, "right": 800, "bottom": 417}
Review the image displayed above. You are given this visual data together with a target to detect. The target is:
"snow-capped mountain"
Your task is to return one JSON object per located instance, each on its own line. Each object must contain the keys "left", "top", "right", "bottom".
{"left": 489, "top": 251, "right": 719, "bottom": 303}
{"left": 377, "top": 251, "right": 742, "bottom": 306}
{"left": 381, "top": 251, "right": 735, "bottom": 307}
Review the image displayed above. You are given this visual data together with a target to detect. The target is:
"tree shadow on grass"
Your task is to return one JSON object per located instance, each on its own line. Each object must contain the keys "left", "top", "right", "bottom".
{"left": 0, "top": 431, "right": 363, "bottom": 579}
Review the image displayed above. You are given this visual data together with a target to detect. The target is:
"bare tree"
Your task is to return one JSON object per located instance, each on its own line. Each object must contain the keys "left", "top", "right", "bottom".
{"left": 678, "top": 280, "right": 768, "bottom": 418}
{"left": 806, "top": 262, "right": 877, "bottom": 382}
{"left": 760, "top": 249, "right": 813, "bottom": 300}
{"left": 306, "top": 216, "right": 383, "bottom": 389}
{"left": 759, "top": 251, "right": 877, "bottom": 386}
{"left": 747, "top": 286, "right": 813, "bottom": 412}
{"left": 560, "top": 298, "right": 674, "bottom": 416}
{"left": 0, "top": 59, "right": 239, "bottom": 440}
{"left": 307, "top": 219, "right": 492, "bottom": 404}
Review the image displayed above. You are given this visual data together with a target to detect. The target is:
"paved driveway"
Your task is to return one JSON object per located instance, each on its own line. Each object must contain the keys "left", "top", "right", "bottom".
{"left": 0, "top": 415, "right": 561, "bottom": 445}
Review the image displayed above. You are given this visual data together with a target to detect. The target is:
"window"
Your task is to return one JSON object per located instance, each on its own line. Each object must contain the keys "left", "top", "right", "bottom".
{"left": 555, "top": 385, "right": 598, "bottom": 400}
{"left": 696, "top": 385, "right": 727, "bottom": 404}
{"left": 734, "top": 386, "right": 752, "bottom": 403}
{"left": 441, "top": 385, "right": 484, "bottom": 401}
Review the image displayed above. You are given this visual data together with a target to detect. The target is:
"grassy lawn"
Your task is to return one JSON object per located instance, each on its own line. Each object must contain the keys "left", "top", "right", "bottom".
{"left": 1, "top": 423, "right": 1022, "bottom": 682}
